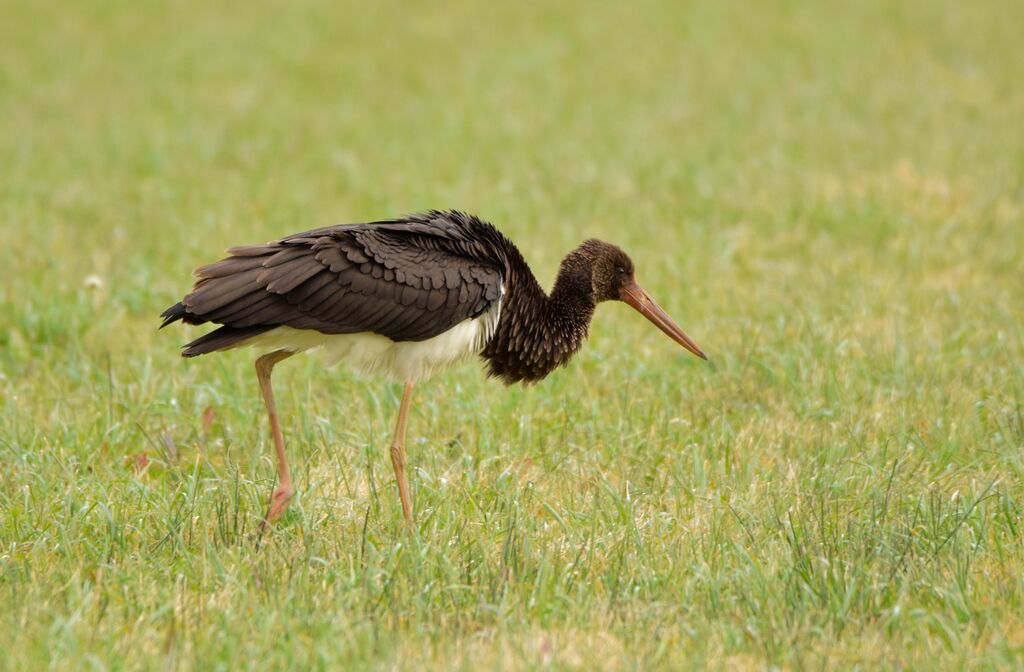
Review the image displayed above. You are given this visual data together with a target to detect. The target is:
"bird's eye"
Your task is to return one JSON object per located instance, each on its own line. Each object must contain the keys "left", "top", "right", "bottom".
{"left": 616, "top": 266, "right": 626, "bottom": 275}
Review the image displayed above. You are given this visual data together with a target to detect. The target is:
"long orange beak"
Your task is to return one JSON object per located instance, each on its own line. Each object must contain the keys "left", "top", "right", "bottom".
{"left": 619, "top": 282, "right": 707, "bottom": 360}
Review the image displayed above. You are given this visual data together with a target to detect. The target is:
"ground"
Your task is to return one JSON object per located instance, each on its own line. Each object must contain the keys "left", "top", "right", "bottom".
{"left": 1, "top": 0, "right": 1022, "bottom": 669}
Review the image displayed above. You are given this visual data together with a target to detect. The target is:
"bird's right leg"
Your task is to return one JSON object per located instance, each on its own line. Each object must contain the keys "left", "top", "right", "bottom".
{"left": 255, "top": 349, "right": 296, "bottom": 534}
{"left": 389, "top": 381, "right": 416, "bottom": 527}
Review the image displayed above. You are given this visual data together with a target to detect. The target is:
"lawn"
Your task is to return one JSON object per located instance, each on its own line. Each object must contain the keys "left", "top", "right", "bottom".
{"left": 1, "top": 0, "right": 1022, "bottom": 669}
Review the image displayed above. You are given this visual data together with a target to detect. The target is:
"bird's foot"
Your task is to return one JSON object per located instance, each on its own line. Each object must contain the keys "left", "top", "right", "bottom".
{"left": 258, "top": 486, "right": 294, "bottom": 535}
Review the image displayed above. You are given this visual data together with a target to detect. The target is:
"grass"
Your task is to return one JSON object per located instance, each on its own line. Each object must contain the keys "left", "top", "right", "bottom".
{"left": 1, "top": 0, "right": 1023, "bottom": 668}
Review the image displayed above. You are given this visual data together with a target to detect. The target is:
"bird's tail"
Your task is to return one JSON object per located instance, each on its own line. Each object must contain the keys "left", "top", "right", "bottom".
{"left": 178, "top": 325, "right": 275, "bottom": 357}
{"left": 159, "top": 301, "right": 190, "bottom": 328}
{"left": 160, "top": 301, "right": 273, "bottom": 357}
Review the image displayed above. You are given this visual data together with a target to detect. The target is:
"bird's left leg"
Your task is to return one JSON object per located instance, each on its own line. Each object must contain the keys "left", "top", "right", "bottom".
{"left": 255, "top": 349, "right": 296, "bottom": 534}
{"left": 389, "top": 381, "right": 416, "bottom": 526}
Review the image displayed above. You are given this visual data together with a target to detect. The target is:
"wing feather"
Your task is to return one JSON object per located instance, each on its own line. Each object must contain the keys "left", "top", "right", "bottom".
{"left": 288, "top": 272, "right": 336, "bottom": 303}
{"left": 167, "top": 212, "right": 505, "bottom": 347}
{"left": 259, "top": 258, "right": 325, "bottom": 294}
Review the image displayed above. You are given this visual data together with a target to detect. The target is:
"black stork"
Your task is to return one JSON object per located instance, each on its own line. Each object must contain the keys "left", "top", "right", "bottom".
{"left": 161, "top": 210, "right": 706, "bottom": 531}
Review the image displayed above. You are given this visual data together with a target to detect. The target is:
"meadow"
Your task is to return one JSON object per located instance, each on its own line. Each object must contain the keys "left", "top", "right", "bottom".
{"left": 1, "top": 0, "right": 1022, "bottom": 669}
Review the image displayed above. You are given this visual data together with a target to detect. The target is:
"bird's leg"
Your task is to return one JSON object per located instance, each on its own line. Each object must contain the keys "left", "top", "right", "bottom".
{"left": 389, "top": 381, "right": 416, "bottom": 526}
{"left": 255, "top": 349, "right": 296, "bottom": 534}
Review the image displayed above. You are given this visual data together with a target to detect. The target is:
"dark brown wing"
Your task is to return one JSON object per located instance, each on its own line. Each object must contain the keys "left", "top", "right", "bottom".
{"left": 161, "top": 216, "right": 505, "bottom": 357}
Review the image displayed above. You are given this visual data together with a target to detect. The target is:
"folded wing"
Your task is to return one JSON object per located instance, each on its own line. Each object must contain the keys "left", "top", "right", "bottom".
{"left": 161, "top": 220, "right": 504, "bottom": 356}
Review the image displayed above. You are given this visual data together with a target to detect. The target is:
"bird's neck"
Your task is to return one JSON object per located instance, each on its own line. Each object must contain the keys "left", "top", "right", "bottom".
{"left": 481, "top": 252, "right": 596, "bottom": 384}
{"left": 547, "top": 264, "right": 598, "bottom": 339}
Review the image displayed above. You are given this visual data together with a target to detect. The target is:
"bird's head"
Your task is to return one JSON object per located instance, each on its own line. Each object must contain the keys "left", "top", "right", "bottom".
{"left": 565, "top": 239, "right": 707, "bottom": 361}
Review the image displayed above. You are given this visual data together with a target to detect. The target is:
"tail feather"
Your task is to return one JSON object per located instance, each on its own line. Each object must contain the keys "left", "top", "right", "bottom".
{"left": 159, "top": 301, "right": 191, "bottom": 328}
{"left": 180, "top": 325, "right": 274, "bottom": 357}
{"left": 161, "top": 301, "right": 273, "bottom": 357}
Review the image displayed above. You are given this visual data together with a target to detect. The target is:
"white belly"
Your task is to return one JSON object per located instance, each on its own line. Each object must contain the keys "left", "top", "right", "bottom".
{"left": 239, "top": 300, "right": 502, "bottom": 383}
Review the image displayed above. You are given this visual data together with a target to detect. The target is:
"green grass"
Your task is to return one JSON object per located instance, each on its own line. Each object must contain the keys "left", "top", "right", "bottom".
{"left": 2, "top": 0, "right": 1023, "bottom": 669}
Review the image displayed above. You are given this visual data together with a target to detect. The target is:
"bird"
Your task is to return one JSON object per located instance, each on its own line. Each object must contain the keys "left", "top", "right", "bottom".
{"left": 160, "top": 210, "right": 706, "bottom": 531}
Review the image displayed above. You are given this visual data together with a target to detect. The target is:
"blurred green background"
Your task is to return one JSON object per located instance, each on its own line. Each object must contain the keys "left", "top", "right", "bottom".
{"left": 1, "top": 1, "right": 1022, "bottom": 669}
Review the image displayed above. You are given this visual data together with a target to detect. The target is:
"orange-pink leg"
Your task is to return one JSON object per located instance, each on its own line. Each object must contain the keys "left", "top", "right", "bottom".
{"left": 389, "top": 381, "right": 416, "bottom": 526}
{"left": 255, "top": 350, "right": 296, "bottom": 534}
